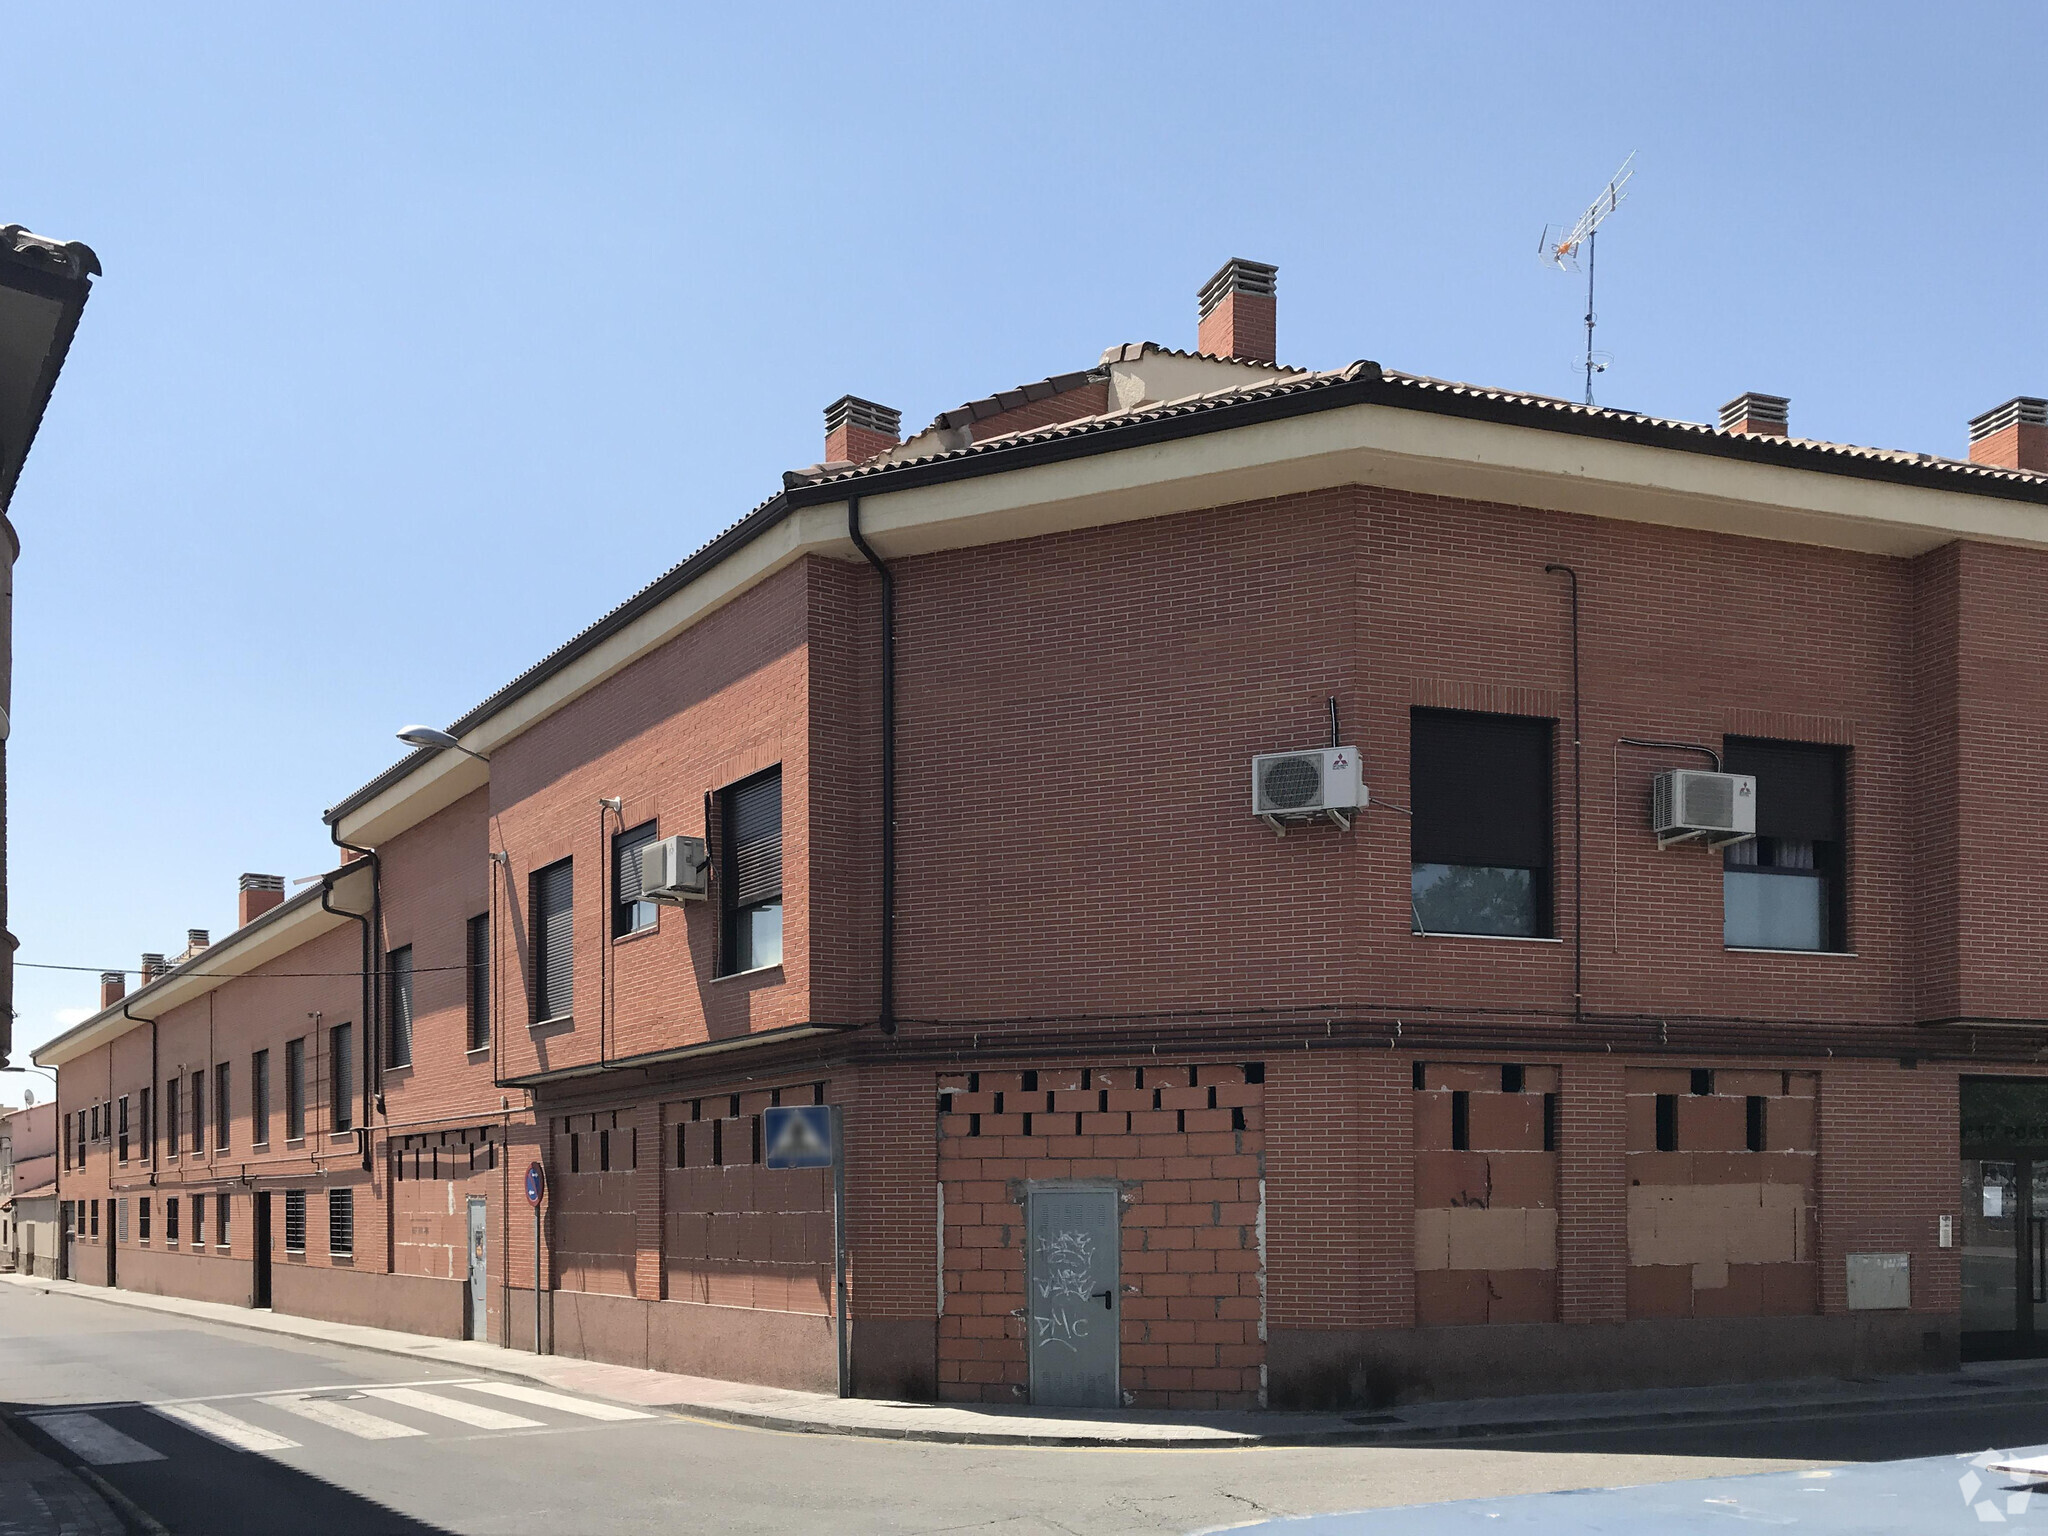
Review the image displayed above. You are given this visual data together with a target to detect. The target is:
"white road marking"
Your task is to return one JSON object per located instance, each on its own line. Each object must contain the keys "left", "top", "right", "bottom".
{"left": 27, "top": 1412, "right": 165, "bottom": 1465}
{"left": 152, "top": 1401, "right": 301, "bottom": 1453}
{"left": 360, "top": 1387, "right": 541, "bottom": 1430}
{"left": 459, "top": 1382, "right": 652, "bottom": 1421}
{"left": 144, "top": 1377, "right": 486, "bottom": 1408}
{"left": 259, "top": 1393, "right": 427, "bottom": 1440}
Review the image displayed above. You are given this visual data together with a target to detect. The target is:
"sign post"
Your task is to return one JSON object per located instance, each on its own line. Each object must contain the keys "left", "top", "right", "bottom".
{"left": 525, "top": 1161, "right": 546, "bottom": 1356}
{"left": 763, "top": 1104, "right": 844, "bottom": 1397}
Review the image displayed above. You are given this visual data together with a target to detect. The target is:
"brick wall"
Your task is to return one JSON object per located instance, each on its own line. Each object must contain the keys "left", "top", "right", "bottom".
{"left": 936, "top": 1061, "right": 1264, "bottom": 1409}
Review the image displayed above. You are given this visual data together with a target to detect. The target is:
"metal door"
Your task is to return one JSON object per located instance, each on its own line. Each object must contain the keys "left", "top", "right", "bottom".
{"left": 252, "top": 1193, "right": 272, "bottom": 1308}
{"left": 1026, "top": 1187, "right": 1120, "bottom": 1408}
{"left": 466, "top": 1198, "right": 488, "bottom": 1341}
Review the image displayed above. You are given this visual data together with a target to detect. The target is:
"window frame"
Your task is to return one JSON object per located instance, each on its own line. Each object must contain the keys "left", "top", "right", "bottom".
{"left": 164, "top": 1078, "right": 181, "bottom": 1161}
{"left": 466, "top": 913, "right": 491, "bottom": 1052}
{"left": 250, "top": 1050, "right": 269, "bottom": 1148}
{"left": 1721, "top": 737, "right": 1849, "bottom": 954}
{"left": 214, "top": 1061, "right": 231, "bottom": 1151}
{"left": 612, "top": 820, "right": 660, "bottom": 939}
{"left": 285, "top": 1038, "right": 306, "bottom": 1142}
{"left": 386, "top": 945, "right": 414, "bottom": 1068}
{"left": 718, "top": 767, "right": 784, "bottom": 975}
{"left": 1408, "top": 709, "right": 1556, "bottom": 940}
{"left": 530, "top": 857, "right": 575, "bottom": 1024}
{"left": 328, "top": 1188, "right": 354, "bottom": 1259}
{"left": 330, "top": 1022, "right": 354, "bottom": 1133}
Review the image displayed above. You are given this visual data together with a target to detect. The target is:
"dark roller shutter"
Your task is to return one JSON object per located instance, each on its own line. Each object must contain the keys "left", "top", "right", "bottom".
{"left": 466, "top": 914, "right": 490, "bottom": 1049}
{"left": 387, "top": 946, "right": 413, "bottom": 1067}
{"left": 1410, "top": 710, "right": 1553, "bottom": 868}
{"left": 534, "top": 859, "right": 575, "bottom": 1021}
{"left": 728, "top": 771, "right": 783, "bottom": 907}
{"left": 1723, "top": 738, "right": 1842, "bottom": 842}
{"left": 614, "top": 823, "right": 655, "bottom": 906}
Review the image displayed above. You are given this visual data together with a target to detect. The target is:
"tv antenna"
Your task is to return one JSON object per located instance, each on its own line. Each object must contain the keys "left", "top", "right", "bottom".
{"left": 1539, "top": 153, "right": 1635, "bottom": 406}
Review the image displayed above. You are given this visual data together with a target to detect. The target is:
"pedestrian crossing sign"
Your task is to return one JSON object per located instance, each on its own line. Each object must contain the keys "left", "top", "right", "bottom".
{"left": 763, "top": 1104, "right": 836, "bottom": 1169}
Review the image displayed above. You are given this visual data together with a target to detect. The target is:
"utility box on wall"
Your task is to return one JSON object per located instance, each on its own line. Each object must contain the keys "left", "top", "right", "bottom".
{"left": 1845, "top": 1252, "right": 1910, "bottom": 1310}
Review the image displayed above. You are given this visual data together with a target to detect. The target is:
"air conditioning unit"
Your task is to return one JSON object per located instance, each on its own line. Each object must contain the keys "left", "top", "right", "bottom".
{"left": 1251, "top": 746, "right": 1365, "bottom": 835}
{"left": 1652, "top": 770, "right": 1756, "bottom": 849}
{"left": 639, "top": 834, "right": 710, "bottom": 902}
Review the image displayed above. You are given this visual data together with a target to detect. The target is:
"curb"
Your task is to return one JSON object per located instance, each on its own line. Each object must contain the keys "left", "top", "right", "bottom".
{"left": 16, "top": 1278, "right": 2048, "bottom": 1451}
{"left": 3, "top": 1409, "right": 169, "bottom": 1536}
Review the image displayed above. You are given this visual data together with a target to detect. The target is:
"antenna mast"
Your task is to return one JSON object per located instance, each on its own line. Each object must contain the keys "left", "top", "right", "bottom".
{"left": 1539, "top": 153, "right": 1635, "bottom": 406}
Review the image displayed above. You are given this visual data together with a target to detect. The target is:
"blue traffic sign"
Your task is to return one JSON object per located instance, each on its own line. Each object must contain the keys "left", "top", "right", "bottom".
{"left": 763, "top": 1105, "right": 835, "bottom": 1169}
{"left": 525, "top": 1161, "right": 545, "bottom": 1206}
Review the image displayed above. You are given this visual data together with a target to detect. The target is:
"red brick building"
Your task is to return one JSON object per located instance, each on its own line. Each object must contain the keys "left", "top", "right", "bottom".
{"left": 39, "top": 260, "right": 2048, "bottom": 1409}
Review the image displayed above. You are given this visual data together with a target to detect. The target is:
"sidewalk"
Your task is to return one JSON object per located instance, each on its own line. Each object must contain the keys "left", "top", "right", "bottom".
{"left": 10, "top": 1272, "right": 2048, "bottom": 1449}
{"left": 0, "top": 1412, "right": 128, "bottom": 1536}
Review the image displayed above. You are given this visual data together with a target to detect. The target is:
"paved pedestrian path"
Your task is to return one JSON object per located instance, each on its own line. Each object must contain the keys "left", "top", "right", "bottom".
{"left": 0, "top": 1413, "right": 126, "bottom": 1536}
{"left": 12, "top": 1272, "right": 2048, "bottom": 1449}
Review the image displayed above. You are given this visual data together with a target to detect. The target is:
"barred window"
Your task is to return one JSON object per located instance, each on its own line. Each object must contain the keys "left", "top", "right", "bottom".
{"left": 283, "top": 1189, "right": 306, "bottom": 1253}
{"left": 328, "top": 1189, "right": 354, "bottom": 1258}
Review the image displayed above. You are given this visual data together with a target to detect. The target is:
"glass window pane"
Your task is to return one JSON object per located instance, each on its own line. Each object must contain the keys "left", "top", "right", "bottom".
{"left": 1724, "top": 870, "right": 1825, "bottom": 950}
{"left": 739, "top": 902, "right": 783, "bottom": 970}
{"left": 1411, "top": 864, "right": 1537, "bottom": 938}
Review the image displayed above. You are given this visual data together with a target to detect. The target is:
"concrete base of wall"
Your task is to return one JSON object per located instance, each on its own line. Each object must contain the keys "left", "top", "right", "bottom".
{"left": 272, "top": 1264, "right": 464, "bottom": 1340}
{"left": 1268, "top": 1314, "right": 1961, "bottom": 1410}
{"left": 122, "top": 1248, "right": 252, "bottom": 1307}
{"left": 549, "top": 1289, "right": 837, "bottom": 1393}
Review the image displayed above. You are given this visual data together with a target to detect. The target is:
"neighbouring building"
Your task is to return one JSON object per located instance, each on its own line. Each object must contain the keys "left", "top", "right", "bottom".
{"left": 2, "top": 1100, "right": 58, "bottom": 1276}
{"left": 35, "top": 259, "right": 2048, "bottom": 1408}
{"left": 0, "top": 225, "right": 97, "bottom": 1068}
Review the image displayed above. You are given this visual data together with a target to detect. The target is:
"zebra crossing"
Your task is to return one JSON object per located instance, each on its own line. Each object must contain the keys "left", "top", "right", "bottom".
{"left": 27, "top": 1378, "right": 656, "bottom": 1463}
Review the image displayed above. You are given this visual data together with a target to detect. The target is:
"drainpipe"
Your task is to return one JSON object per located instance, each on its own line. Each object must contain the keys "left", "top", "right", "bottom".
{"left": 845, "top": 496, "right": 896, "bottom": 1035}
{"left": 323, "top": 827, "right": 379, "bottom": 1171}
{"left": 1544, "top": 565, "right": 1585, "bottom": 1024}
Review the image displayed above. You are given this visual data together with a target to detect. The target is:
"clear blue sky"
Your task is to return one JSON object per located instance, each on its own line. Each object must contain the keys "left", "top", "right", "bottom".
{"left": 6, "top": 4, "right": 2042, "bottom": 1067}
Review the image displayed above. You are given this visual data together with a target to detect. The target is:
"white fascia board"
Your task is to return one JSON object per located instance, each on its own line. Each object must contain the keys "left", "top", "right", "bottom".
{"left": 332, "top": 406, "right": 2048, "bottom": 848}
{"left": 33, "top": 879, "right": 362, "bottom": 1068}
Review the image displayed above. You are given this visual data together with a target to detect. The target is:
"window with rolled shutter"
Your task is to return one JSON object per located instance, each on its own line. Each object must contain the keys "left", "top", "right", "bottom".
{"left": 532, "top": 858, "right": 575, "bottom": 1022}
{"left": 612, "top": 822, "right": 659, "bottom": 937}
{"left": 387, "top": 945, "right": 414, "bottom": 1067}
{"left": 720, "top": 768, "right": 783, "bottom": 973}
{"left": 1409, "top": 709, "right": 1554, "bottom": 938}
{"left": 466, "top": 914, "right": 490, "bottom": 1050}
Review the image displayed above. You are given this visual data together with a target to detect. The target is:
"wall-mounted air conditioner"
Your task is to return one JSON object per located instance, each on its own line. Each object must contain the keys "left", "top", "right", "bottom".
{"left": 639, "top": 834, "right": 710, "bottom": 902}
{"left": 1651, "top": 770, "right": 1755, "bottom": 849}
{"left": 1251, "top": 746, "right": 1365, "bottom": 835}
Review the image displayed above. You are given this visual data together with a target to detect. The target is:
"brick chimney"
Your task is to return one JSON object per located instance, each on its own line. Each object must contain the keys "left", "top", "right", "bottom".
{"left": 100, "top": 971, "right": 124, "bottom": 1009}
{"left": 182, "top": 929, "right": 209, "bottom": 963}
{"left": 239, "top": 872, "right": 286, "bottom": 927}
{"left": 1718, "top": 393, "right": 1789, "bottom": 438}
{"left": 1197, "top": 259, "right": 1278, "bottom": 364}
{"left": 823, "top": 396, "right": 901, "bottom": 465}
{"left": 1968, "top": 397, "right": 2048, "bottom": 472}
{"left": 139, "top": 953, "right": 166, "bottom": 983}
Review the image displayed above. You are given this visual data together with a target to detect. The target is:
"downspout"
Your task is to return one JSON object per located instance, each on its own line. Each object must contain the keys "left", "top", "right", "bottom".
{"left": 1544, "top": 565, "right": 1584, "bottom": 1024}
{"left": 321, "top": 833, "right": 378, "bottom": 1174}
{"left": 845, "top": 496, "right": 896, "bottom": 1035}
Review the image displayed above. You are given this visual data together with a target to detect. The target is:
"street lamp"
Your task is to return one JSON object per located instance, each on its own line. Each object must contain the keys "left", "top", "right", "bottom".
{"left": 396, "top": 725, "right": 490, "bottom": 764}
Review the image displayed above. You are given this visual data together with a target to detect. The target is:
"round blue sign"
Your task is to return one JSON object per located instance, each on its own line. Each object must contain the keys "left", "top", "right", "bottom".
{"left": 525, "top": 1161, "right": 545, "bottom": 1207}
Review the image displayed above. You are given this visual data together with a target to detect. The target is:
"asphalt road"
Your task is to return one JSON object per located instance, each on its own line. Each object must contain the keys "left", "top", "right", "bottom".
{"left": 4, "top": 1285, "right": 2046, "bottom": 1536}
